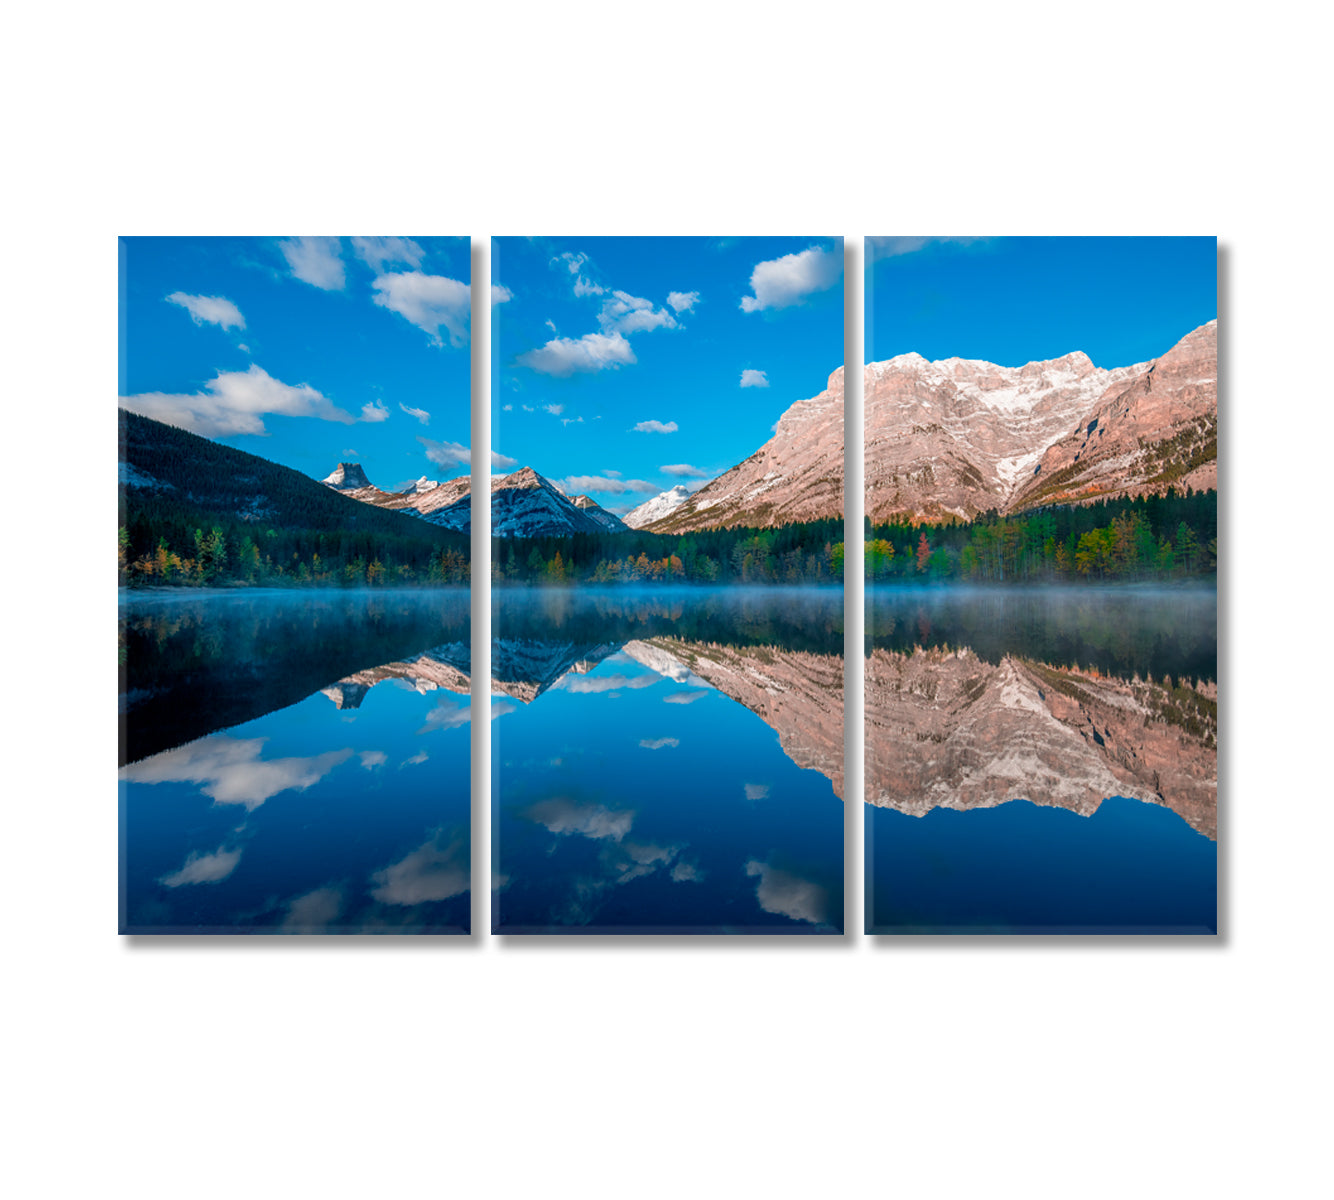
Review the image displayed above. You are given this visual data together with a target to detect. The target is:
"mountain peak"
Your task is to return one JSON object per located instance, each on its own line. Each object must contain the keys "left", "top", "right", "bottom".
{"left": 496, "top": 466, "right": 547, "bottom": 491}
{"left": 323, "top": 462, "right": 373, "bottom": 490}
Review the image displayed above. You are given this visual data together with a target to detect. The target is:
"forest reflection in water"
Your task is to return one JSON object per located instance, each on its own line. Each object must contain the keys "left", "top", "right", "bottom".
{"left": 119, "top": 590, "right": 472, "bottom": 934}
{"left": 865, "top": 586, "right": 1217, "bottom": 934}
{"left": 491, "top": 587, "right": 845, "bottom": 933}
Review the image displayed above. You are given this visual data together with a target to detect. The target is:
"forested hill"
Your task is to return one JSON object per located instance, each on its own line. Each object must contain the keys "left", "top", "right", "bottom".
{"left": 119, "top": 409, "right": 469, "bottom": 586}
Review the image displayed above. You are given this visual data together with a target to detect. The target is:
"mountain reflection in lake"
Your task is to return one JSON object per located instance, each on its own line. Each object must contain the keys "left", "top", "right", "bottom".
{"left": 865, "top": 587, "right": 1217, "bottom": 934}
{"left": 119, "top": 590, "right": 472, "bottom": 934}
{"left": 491, "top": 588, "right": 845, "bottom": 933}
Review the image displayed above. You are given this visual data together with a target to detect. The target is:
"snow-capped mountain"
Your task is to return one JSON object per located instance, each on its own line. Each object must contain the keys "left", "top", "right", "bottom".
{"left": 320, "top": 462, "right": 471, "bottom": 524}
{"left": 1006, "top": 320, "right": 1217, "bottom": 511}
{"left": 489, "top": 467, "right": 621, "bottom": 537}
{"left": 644, "top": 368, "right": 845, "bottom": 533}
{"left": 865, "top": 320, "right": 1217, "bottom": 523}
{"left": 622, "top": 484, "right": 693, "bottom": 529}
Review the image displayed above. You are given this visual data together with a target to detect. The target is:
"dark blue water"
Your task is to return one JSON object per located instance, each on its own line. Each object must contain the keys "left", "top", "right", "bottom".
{"left": 119, "top": 591, "right": 472, "bottom": 934}
{"left": 865, "top": 586, "right": 1217, "bottom": 935}
{"left": 492, "top": 588, "right": 845, "bottom": 933}
{"left": 868, "top": 797, "right": 1216, "bottom": 933}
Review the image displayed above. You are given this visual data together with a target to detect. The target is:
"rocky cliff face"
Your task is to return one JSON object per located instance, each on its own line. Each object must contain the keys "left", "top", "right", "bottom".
{"left": 865, "top": 352, "right": 1149, "bottom": 523}
{"left": 323, "top": 462, "right": 373, "bottom": 490}
{"left": 865, "top": 321, "right": 1217, "bottom": 523}
{"left": 1007, "top": 320, "right": 1218, "bottom": 510}
{"left": 866, "top": 646, "right": 1216, "bottom": 838}
{"left": 646, "top": 368, "right": 845, "bottom": 532}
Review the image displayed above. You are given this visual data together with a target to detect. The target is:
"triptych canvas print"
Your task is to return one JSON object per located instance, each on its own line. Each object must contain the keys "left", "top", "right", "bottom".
{"left": 118, "top": 235, "right": 1217, "bottom": 936}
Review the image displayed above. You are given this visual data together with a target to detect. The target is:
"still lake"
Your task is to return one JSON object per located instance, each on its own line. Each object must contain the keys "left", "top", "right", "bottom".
{"left": 491, "top": 588, "right": 846, "bottom": 933}
{"left": 866, "top": 586, "right": 1217, "bottom": 934}
{"left": 119, "top": 590, "right": 472, "bottom": 934}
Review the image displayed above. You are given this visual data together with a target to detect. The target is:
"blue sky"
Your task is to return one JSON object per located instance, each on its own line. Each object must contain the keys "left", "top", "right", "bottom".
{"left": 867, "top": 237, "right": 1217, "bottom": 369}
{"left": 493, "top": 237, "right": 844, "bottom": 514}
{"left": 120, "top": 236, "right": 472, "bottom": 490}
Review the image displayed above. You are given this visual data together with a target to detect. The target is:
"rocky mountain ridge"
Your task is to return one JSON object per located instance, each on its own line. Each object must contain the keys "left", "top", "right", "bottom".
{"left": 320, "top": 462, "right": 629, "bottom": 537}
{"left": 645, "top": 368, "right": 846, "bottom": 533}
{"left": 866, "top": 320, "right": 1217, "bottom": 524}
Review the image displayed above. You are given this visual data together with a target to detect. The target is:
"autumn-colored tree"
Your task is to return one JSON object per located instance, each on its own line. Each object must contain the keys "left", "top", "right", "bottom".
{"left": 916, "top": 532, "right": 930, "bottom": 572}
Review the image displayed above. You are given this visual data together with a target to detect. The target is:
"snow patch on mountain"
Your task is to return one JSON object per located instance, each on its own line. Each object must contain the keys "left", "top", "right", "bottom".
{"left": 623, "top": 484, "right": 692, "bottom": 529}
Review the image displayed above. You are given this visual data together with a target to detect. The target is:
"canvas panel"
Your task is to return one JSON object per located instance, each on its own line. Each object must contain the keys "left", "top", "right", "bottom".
{"left": 490, "top": 236, "right": 846, "bottom": 933}
{"left": 118, "top": 236, "right": 474, "bottom": 934}
{"left": 863, "top": 236, "right": 1218, "bottom": 934}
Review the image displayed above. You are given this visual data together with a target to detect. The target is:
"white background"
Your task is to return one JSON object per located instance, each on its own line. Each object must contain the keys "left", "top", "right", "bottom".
{"left": 6, "top": 3, "right": 1329, "bottom": 1197}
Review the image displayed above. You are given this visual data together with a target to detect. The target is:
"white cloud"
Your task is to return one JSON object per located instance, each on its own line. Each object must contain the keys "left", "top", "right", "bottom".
{"left": 159, "top": 845, "right": 242, "bottom": 888}
{"left": 282, "top": 885, "right": 345, "bottom": 931}
{"left": 598, "top": 290, "right": 677, "bottom": 335}
{"left": 493, "top": 450, "right": 518, "bottom": 469}
{"left": 556, "top": 252, "right": 605, "bottom": 296}
{"left": 744, "top": 783, "right": 770, "bottom": 801}
{"left": 667, "top": 291, "right": 699, "bottom": 314}
{"left": 279, "top": 236, "right": 345, "bottom": 290}
{"left": 517, "top": 331, "right": 635, "bottom": 376}
{"left": 372, "top": 271, "right": 471, "bottom": 347}
{"left": 543, "top": 404, "right": 564, "bottom": 416}
{"left": 671, "top": 859, "right": 704, "bottom": 883}
{"left": 663, "top": 691, "right": 707, "bottom": 705}
{"left": 121, "top": 364, "right": 357, "bottom": 438}
{"left": 120, "top": 734, "right": 353, "bottom": 811}
{"left": 419, "top": 437, "right": 514, "bottom": 472}
{"left": 399, "top": 402, "right": 431, "bottom": 424}
{"left": 420, "top": 697, "right": 471, "bottom": 732}
{"left": 638, "top": 737, "right": 680, "bottom": 750}
{"left": 166, "top": 292, "right": 245, "bottom": 331}
{"left": 491, "top": 284, "right": 513, "bottom": 305}
{"left": 360, "top": 399, "right": 389, "bottom": 422}
{"left": 370, "top": 829, "right": 469, "bottom": 906}
{"left": 745, "top": 859, "right": 830, "bottom": 925}
{"left": 350, "top": 236, "right": 425, "bottom": 273}
{"left": 740, "top": 245, "right": 841, "bottom": 312}
{"left": 557, "top": 672, "right": 660, "bottom": 694}
{"left": 604, "top": 469, "right": 621, "bottom": 478}
{"left": 633, "top": 419, "right": 678, "bottom": 433}
{"left": 360, "top": 751, "right": 387, "bottom": 770}
{"left": 562, "top": 417, "right": 584, "bottom": 426}
{"left": 400, "top": 751, "right": 429, "bottom": 768}
{"left": 502, "top": 404, "right": 513, "bottom": 411}
{"left": 523, "top": 798, "right": 634, "bottom": 842}
{"left": 559, "top": 475, "right": 658, "bottom": 496}
{"left": 740, "top": 369, "right": 769, "bottom": 388}
{"left": 661, "top": 463, "right": 707, "bottom": 478}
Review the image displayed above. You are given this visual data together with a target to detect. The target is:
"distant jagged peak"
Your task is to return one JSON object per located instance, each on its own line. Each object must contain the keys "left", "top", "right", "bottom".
{"left": 403, "top": 475, "right": 440, "bottom": 495}
{"left": 322, "top": 462, "right": 373, "bottom": 490}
